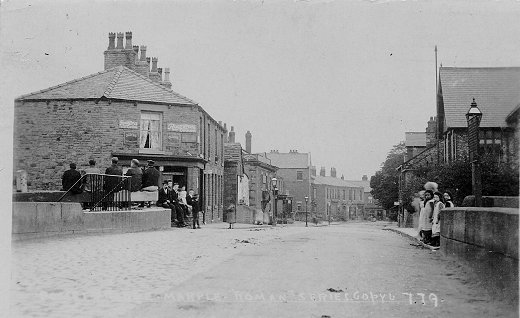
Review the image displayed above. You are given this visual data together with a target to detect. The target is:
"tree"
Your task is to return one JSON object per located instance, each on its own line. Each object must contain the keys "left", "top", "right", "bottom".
{"left": 400, "top": 154, "right": 518, "bottom": 207}
{"left": 370, "top": 142, "right": 406, "bottom": 215}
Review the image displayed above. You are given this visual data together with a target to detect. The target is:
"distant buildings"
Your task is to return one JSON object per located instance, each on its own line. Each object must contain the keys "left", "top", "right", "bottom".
{"left": 310, "top": 171, "right": 365, "bottom": 221}
{"left": 265, "top": 150, "right": 311, "bottom": 216}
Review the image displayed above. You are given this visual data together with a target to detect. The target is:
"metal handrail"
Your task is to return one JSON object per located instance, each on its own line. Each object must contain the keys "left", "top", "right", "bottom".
{"left": 58, "top": 173, "right": 132, "bottom": 211}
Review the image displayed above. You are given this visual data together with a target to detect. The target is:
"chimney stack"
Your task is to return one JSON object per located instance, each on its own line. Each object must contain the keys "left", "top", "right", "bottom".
{"left": 362, "top": 175, "right": 368, "bottom": 181}
{"left": 116, "top": 32, "right": 124, "bottom": 49}
{"left": 159, "top": 67, "right": 172, "bottom": 89}
{"left": 140, "top": 46, "right": 147, "bottom": 61}
{"left": 148, "top": 58, "right": 161, "bottom": 82}
{"left": 228, "top": 126, "right": 236, "bottom": 143}
{"left": 134, "top": 45, "right": 150, "bottom": 77}
{"left": 245, "top": 131, "right": 252, "bottom": 153}
{"left": 125, "top": 32, "right": 132, "bottom": 49}
{"left": 330, "top": 167, "right": 337, "bottom": 178}
{"left": 341, "top": 175, "right": 344, "bottom": 180}
{"left": 108, "top": 32, "right": 116, "bottom": 50}
{"left": 104, "top": 31, "right": 136, "bottom": 70}
{"left": 133, "top": 45, "right": 139, "bottom": 61}
{"left": 151, "top": 57, "right": 158, "bottom": 72}
{"left": 158, "top": 68, "right": 163, "bottom": 80}
{"left": 320, "top": 167, "right": 326, "bottom": 177}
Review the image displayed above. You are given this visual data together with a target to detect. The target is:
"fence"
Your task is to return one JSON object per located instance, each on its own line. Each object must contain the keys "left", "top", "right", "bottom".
{"left": 58, "top": 173, "right": 132, "bottom": 211}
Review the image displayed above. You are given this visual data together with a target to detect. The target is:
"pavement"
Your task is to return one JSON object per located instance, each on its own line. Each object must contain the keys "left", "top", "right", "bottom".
{"left": 10, "top": 221, "right": 517, "bottom": 318}
{"left": 382, "top": 224, "right": 440, "bottom": 250}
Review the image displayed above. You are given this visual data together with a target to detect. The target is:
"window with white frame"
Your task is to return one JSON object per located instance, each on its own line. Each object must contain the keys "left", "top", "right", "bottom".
{"left": 140, "top": 112, "right": 162, "bottom": 149}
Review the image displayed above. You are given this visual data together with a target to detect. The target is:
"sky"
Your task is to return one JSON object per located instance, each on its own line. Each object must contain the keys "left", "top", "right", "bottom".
{"left": 1, "top": 0, "right": 520, "bottom": 181}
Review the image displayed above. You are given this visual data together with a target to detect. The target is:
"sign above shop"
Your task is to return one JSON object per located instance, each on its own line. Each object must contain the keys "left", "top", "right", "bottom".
{"left": 167, "top": 123, "right": 197, "bottom": 133}
{"left": 119, "top": 120, "right": 138, "bottom": 129}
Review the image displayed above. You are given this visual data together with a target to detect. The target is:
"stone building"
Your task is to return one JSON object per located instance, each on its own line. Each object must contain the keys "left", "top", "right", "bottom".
{"left": 346, "top": 175, "right": 385, "bottom": 220}
{"left": 264, "top": 150, "right": 311, "bottom": 216}
{"left": 242, "top": 132, "right": 279, "bottom": 224}
{"left": 438, "top": 67, "right": 520, "bottom": 165}
{"left": 310, "top": 168, "right": 365, "bottom": 221}
{"left": 404, "top": 132, "right": 426, "bottom": 161}
{"left": 223, "top": 141, "right": 255, "bottom": 224}
{"left": 13, "top": 32, "right": 226, "bottom": 222}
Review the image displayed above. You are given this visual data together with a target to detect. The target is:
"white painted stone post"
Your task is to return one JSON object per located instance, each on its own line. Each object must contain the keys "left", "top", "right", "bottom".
{"left": 16, "top": 170, "right": 28, "bottom": 193}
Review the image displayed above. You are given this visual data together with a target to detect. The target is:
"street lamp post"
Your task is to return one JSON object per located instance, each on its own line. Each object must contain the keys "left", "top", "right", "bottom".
{"left": 304, "top": 196, "right": 309, "bottom": 227}
{"left": 271, "top": 178, "right": 278, "bottom": 226}
{"left": 328, "top": 202, "right": 331, "bottom": 226}
{"left": 466, "top": 98, "right": 483, "bottom": 207}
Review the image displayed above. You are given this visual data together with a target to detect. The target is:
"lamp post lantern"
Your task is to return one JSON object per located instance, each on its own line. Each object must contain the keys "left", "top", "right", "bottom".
{"left": 271, "top": 178, "right": 278, "bottom": 226}
{"left": 304, "top": 196, "right": 309, "bottom": 227}
{"left": 466, "top": 98, "right": 483, "bottom": 207}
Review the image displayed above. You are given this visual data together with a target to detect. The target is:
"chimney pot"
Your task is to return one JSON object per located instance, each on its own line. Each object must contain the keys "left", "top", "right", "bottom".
{"left": 116, "top": 32, "right": 124, "bottom": 49}
{"left": 140, "top": 46, "right": 147, "bottom": 61}
{"left": 228, "top": 126, "right": 236, "bottom": 143}
{"left": 108, "top": 32, "right": 116, "bottom": 50}
{"left": 151, "top": 57, "right": 158, "bottom": 72}
{"left": 245, "top": 130, "right": 252, "bottom": 153}
{"left": 164, "top": 67, "right": 171, "bottom": 82}
{"left": 125, "top": 31, "right": 133, "bottom": 49}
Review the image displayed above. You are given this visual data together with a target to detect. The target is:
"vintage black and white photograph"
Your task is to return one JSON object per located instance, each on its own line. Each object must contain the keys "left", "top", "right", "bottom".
{"left": 1, "top": 0, "right": 519, "bottom": 317}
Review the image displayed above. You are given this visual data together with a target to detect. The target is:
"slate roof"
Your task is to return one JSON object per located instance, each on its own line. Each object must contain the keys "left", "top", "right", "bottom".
{"left": 405, "top": 132, "right": 426, "bottom": 147}
{"left": 344, "top": 179, "right": 372, "bottom": 192}
{"left": 16, "top": 66, "right": 197, "bottom": 105}
{"left": 264, "top": 152, "right": 309, "bottom": 169}
{"left": 312, "top": 176, "right": 363, "bottom": 189}
{"left": 439, "top": 67, "right": 520, "bottom": 130}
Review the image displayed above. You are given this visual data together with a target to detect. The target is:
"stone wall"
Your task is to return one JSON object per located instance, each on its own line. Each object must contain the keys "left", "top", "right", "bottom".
{"left": 12, "top": 202, "right": 171, "bottom": 241}
{"left": 441, "top": 207, "right": 518, "bottom": 305}
{"left": 14, "top": 100, "right": 200, "bottom": 189}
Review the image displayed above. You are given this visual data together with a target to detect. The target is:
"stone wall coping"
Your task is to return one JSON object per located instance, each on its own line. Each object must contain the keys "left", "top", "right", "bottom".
{"left": 443, "top": 207, "right": 519, "bottom": 215}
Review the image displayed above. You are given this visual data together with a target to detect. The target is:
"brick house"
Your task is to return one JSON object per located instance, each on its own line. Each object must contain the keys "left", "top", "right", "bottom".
{"left": 310, "top": 168, "right": 365, "bottom": 221}
{"left": 13, "top": 32, "right": 226, "bottom": 222}
{"left": 265, "top": 150, "right": 311, "bottom": 216}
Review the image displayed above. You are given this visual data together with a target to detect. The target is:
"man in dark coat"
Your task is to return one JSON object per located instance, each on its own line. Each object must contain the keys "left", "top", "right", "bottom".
{"left": 157, "top": 181, "right": 177, "bottom": 226}
{"left": 141, "top": 160, "right": 160, "bottom": 191}
{"left": 62, "top": 163, "right": 82, "bottom": 194}
{"left": 103, "top": 157, "right": 123, "bottom": 210}
{"left": 125, "top": 159, "right": 142, "bottom": 192}
{"left": 187, "top": 189, "right": 200, "bottom": 229}
{"left": 104, "top": 157, "right": 123, "bottom": 192}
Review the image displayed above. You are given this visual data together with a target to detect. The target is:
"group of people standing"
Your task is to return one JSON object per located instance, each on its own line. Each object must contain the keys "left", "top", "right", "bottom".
{"left": 415, "top": 182, "right": 455, "bottom": 247}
